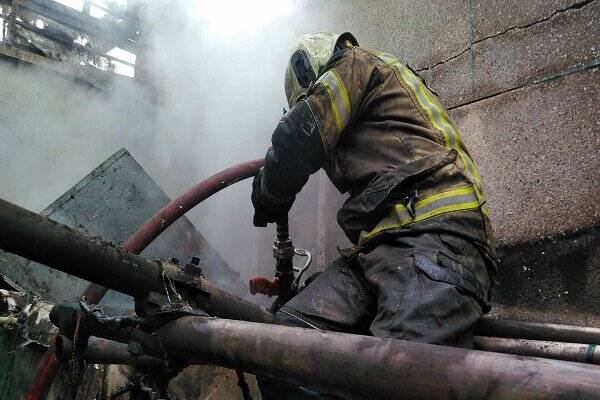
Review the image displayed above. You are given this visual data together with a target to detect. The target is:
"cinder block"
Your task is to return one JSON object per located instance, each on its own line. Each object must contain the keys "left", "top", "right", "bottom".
{"left": 422, "top": 49, "right": 473, "bottom": 109}
{"left": 472, "top": 0, "right": 600, "bottom": 101}
{"left": 331, "top": 0, "right": 431, "bottom": 67}
{"left": 471, "top": 0, "right": 583, "bottom": 41}
{"left": 426, "top": 0, "right": 599, "bottom": 108}
{"left": 450, "top": 67, "right": 599, "bottom": 245}
{"left": 425, "top": 0, "right": 471, "bottom": 69}
{"left": 330, "top": 0, "right": 473, "bottom": 70}
{"left": 491, "top": 226, "right": 600, "bottom": 326}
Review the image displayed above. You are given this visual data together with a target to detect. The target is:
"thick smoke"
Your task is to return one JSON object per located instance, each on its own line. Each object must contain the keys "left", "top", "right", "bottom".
{"left": 0, "top": 0, "right": 352, "bottom": 283}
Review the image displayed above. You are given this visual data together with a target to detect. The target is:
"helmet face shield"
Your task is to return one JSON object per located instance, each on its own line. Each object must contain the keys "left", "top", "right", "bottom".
{"left": 284, "top": 32, "right": 358, "bottom": 108}
{"left": 290, "top": 49, "right": 316, "bottom": 89}
{"left": 284, "top": 63, "right": 307, "bottom": 108}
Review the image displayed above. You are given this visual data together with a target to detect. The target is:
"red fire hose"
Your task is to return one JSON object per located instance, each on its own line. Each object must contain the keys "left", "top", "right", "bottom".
{"left": 24, "top": 159, "right": 264, "bottom": 400}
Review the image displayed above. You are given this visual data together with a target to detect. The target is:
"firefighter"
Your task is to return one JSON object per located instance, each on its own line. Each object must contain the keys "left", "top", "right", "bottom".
{"left": 252, "top": 32, "right": 496, "bottom": 398}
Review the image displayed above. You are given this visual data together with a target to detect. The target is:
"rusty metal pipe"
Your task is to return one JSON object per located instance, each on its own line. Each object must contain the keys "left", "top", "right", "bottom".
{"left": 476, "top": 318, "right": 600, "bottom": 345}
{"left": 84, "top": 337, "right": 167, "bottom": 369}
{"left": 0, "top": 197, "right": 271, "bottom": 324}
{"left": 158, "top": 316, "right": 600, "bottom": 400}
{"left": 83, "top": 337, "right": 138, "bottom": 364}
{"left": 0, "top": 197, "right": 163, "bottom": 298}
{"left": 55, "top": 335, "right": 167, "bottom": 370}
{"left": 474, "top": 336, "right": 600, "bottom": 365}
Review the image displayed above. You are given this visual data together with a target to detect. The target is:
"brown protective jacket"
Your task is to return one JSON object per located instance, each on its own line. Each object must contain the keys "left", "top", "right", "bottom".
{"left": 261, "top": 46, "right": 496, "bottom": 298}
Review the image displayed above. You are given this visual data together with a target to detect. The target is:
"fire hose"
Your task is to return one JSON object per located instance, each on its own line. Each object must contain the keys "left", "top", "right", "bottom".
{"left": 23, "top": 159, "right": 264, "bottom": 400}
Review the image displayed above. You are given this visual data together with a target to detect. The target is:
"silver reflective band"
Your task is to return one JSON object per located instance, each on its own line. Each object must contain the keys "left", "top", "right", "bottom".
{"left": 359, "top": 186, "right": 481, "bottom": 244}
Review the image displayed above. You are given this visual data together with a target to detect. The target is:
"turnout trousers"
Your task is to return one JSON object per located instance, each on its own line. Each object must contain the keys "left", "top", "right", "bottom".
{"left": 259, "top": 231, "right": 490, "bottom": 399}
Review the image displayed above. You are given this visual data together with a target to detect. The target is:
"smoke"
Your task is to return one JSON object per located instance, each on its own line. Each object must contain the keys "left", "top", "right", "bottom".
{"left": 0, "top": 62, "right": 155, "bottom": 210}
{"left": 0, "top": 0, "right": 352, "bottom": 284}
{"left": 135, "top": 0, "right": 327, "bottom": 281}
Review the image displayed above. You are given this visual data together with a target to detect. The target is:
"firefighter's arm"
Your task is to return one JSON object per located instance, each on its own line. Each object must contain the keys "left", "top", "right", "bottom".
{"left": 253, "top": 49, "right": 374, "bottom": 226}
{"left": 252, "top": 102, "right": 324, "bottom": 226}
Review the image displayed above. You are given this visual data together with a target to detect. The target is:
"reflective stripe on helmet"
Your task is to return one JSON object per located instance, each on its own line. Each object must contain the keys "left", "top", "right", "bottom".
{"left": 374, "top": 52, "right": 488, "bottom": 215}
{"left": 317, "top": 70, "right": 352, "bottom": 134}
{"left": 358, "top": 186, "right": 480, "bottom": 244}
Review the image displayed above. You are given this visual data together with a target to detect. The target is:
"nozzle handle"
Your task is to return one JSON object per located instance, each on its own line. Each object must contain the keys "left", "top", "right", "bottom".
{"left": 275, "top": 215, "right": 289, "bottom": 241}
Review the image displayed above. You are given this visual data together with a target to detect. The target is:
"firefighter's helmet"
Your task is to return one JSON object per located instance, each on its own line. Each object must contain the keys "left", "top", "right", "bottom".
{"left": 284, "top": 32, "right": 358, "bottom": 108}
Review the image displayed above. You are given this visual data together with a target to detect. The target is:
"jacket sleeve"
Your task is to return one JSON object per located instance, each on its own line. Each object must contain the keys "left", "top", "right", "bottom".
{"left": 261, "top": 48, "right": 377, "bottom": 204}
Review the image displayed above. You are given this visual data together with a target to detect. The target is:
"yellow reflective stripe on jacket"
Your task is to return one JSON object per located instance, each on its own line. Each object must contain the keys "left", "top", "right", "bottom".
{"left": 359, "top": 186, "right": 480, "bottom": 244}
{"left": 375, "top": 52, "right": 487, "bottom": 209}
{"left": 318, "top": 69, "right": 352, "bottom": 134}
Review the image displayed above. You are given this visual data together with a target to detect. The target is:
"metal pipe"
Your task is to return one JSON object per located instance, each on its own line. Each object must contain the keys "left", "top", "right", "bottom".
{"left": 158, "top": 316, "right": 600, "bottom": 400}
{"left": 84, "top": 337, "right": 167, "bottom": 370}
{"left": 83, "top": 337, "right": 134, "bottom": 364}
{"left": 474, "top": 336, "right": 600, "bottom": 365}
{"left": 0, "top": 197, "right": 162, "bottom": 298}
{"left": 12, "top": 194, "right": 600, "bottom": 350}
{"left": 0, "top": 198, "right": 271, "bottom": 324}
{"left": 476, "top": 318, "right": 600, "bottom": 345}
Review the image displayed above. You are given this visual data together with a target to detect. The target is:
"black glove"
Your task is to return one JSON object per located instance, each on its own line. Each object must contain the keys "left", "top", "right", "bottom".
{"left": 251, "top": 168, "right": 294, "bottom": 227}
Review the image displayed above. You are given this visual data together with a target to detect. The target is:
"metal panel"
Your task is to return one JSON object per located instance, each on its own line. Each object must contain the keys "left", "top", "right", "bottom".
{"left": 0, "top": 148, "right": 245, "bottom": 307}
